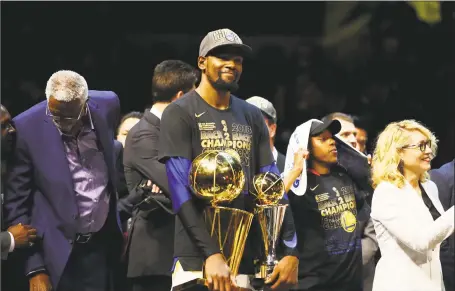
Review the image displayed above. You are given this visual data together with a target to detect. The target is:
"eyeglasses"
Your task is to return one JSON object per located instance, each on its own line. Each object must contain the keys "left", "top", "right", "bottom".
{"left": 401, "top": 140, "right": 432, "bottom": 152}
{"left": 46, "top": 102, "right": 86, "bottom": 122}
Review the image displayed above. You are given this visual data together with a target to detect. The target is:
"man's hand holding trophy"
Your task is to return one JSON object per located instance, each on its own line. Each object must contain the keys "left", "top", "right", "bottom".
{"left": 174, "top": 150, "right": 297, "bottom": 291}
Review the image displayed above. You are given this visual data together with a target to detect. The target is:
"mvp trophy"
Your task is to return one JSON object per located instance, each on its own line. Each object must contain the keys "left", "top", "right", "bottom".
{"left": 252, "top": 172, "right": 287, "bottom": 290}
{"left": 172, "top": 150, "right": 254, "bottom": 291}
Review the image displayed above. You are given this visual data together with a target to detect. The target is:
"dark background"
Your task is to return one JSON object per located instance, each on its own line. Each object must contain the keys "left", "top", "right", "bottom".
{"left": 1, "top": 1, "right": 454, "bottom": 167}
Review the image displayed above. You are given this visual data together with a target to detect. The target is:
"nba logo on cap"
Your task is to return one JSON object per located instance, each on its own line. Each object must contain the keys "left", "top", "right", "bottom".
{"left": 225, "top": 31, "right": 236, "bottom": 42}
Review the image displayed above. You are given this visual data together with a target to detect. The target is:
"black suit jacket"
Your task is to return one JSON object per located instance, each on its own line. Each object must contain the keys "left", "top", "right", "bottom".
{"left": 114, "top": 140, "right": 147, "bottom": 225}
{"left": 430, "top": 159, "right": 454, "bottom": 290}
{"left": 122, "top": 110, "right": 174, "bottom": 278}
{"left": 114, "top": 140, "right": 128, "bottom": 199}
{"left": 276, "top": 150, "right": 286, "bottom": 173}
{"left": 1, "top": 231, "right": 11, "bottom": 258}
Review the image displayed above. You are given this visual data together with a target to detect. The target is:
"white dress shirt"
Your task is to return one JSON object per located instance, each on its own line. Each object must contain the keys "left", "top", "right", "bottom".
{"left": 8, "top": 232, "right": 14, "bottom": 252}
{"left": 150, "top": 106, "right": 162, "bottom": 120}
{"left": 272, "top": 146, "right": 278, "bottom": 162}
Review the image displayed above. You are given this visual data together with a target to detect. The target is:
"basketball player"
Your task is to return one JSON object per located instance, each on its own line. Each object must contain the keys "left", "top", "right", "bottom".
{"left": 284, "top": 119, "right": 364, "bottom": 291}
{"left": 159, "top": 28, "right": 299, "bottom": 291}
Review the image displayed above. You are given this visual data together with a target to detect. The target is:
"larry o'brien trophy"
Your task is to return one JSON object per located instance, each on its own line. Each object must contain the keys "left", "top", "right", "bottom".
{"left": 251, "top": 172, "right": 287, "bottom": 290}
{"left": 172, "top": 150, "right": 254, "bottom": 291}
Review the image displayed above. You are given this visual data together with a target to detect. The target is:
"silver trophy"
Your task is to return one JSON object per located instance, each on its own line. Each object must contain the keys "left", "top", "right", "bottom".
{"left": 251, "top": 172, "right": 287, "bottom": 283}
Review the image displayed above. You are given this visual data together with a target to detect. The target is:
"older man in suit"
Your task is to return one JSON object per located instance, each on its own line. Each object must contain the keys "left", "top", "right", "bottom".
{"left": 430, "top": 159, "right": 454, "bottom": 291}
{"left": 122, "top": 60, "right": 198, "bottom": 291}
{"left": 3, "top": 71, "right": 123, "bottom": 291}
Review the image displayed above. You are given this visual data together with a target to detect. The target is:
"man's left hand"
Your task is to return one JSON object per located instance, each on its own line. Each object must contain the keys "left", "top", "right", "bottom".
{"left": 265, "top": 256, "right": 299, "bottom": 290}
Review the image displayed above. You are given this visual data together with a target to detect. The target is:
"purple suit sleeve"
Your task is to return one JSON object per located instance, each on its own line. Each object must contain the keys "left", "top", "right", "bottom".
{"left": 260, "top": 162, "right": 298, "bottom": 256}
{"left": 4, "top": 135, "right": 46, "bottom": 274}
{"left": 165, "top": 157, "right": 220, "bottom": 258}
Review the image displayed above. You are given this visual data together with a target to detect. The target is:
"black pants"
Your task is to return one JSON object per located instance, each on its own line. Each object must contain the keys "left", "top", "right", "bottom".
{"left": 441, "top": 257, "right": 454, "bottom": 291}
{"left": 1, "top": 252, "right": 29, "bottom": 291}
{"left": 130, "top": 275, "right": 172, "bottom": 291}
{"left": 57, "top": 228, "right": 120, "bottom": 291}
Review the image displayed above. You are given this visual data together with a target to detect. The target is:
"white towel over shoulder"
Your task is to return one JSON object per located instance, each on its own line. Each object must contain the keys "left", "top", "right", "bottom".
{"left": 284, "top": 119, "right": 318, "bottom": 196}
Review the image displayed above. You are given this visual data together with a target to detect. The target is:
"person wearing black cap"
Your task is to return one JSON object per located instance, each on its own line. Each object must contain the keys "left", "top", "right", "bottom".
{"left": 323, "top": 113, "right": 378, "bottom": 291}
{"left": 284, "top": 119, "right": 365, "bottom": 291}
{"left": 159, "top": 28, "right": 299, "bottom": 291}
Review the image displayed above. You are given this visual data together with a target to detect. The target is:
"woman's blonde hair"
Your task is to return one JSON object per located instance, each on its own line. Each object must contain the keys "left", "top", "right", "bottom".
{"left": 371, "top": 119, "right": 438, "bottom": 189}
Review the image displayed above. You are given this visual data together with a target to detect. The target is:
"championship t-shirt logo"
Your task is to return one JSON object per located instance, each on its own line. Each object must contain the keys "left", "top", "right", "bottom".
{"left": 316, "top": 186, "right": 357, "bottom": 233}
{"left": 198, "top": 120, "right": 252, "bottom": 167}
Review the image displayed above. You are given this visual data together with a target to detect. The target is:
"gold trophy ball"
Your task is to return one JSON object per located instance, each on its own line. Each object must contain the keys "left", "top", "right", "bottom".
{"left": 189, "top": 150, "right": 245, "bottom": 206}
{"left": 252, "top": 172, "right": 285, "bottom": 205}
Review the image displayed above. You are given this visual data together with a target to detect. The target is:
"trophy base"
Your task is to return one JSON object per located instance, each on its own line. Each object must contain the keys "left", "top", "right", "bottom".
{"left": 250, "top": 277, "right": 267, "bottom": 291}
{"left": 171, "top": 278, "right": 253, "bottom": 291}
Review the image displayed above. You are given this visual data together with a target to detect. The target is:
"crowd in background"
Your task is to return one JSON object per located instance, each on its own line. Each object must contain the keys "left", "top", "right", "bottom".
{"left": 1, "top": 2, "right": 455, "bottom": 290}
{"left": 2, "top": 2, "right": 454, "bottom": 164}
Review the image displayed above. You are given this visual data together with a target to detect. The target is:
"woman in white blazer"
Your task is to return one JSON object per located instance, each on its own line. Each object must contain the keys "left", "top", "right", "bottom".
{"left": 370, "top": 120, "right": 454, "bottom": 291}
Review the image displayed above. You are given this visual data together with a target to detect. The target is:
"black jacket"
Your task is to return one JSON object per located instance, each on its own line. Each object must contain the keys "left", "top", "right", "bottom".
{"left": 122, "top": 110, "right": 174, "bottom": 278}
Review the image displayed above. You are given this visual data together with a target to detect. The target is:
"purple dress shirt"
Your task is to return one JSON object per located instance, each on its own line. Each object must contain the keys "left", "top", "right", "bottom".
{"left": 61, "top": 111, "right": 110, "bottom": 234}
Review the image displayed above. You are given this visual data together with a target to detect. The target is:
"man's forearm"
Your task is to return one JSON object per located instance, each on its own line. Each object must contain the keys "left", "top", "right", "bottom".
{"left": 166, "top": 157, "right": 220, "bottom": 258}
{"left": 25, "top": 251, "right": 46, "bottom": 276}
{"left": 117, "top": 185, "right": 148, "bottom": 221}
{"left": 279, "top": 205, "right": 299, "bottom": 257}
{"left": 283, "top": 167, "right": 303, "bottom": 193}
{"left": 27, "top": 267, "right": 47, "bottom": 277}
{"left": 177, "top": 202, "right": 220, "bottom": 258}
{"left": 133, "top": 152, "right": 171, "bottom": 195}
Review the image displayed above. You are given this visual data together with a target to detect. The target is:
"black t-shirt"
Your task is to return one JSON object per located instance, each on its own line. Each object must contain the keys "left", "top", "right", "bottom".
{"left": 159, "top": 90, "right": 274, "bottom": 272}
{"left": 289, "top": 168, "right": 363, "bottom": 291}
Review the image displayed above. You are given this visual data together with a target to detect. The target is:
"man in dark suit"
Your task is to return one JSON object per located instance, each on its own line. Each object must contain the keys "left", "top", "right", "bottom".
{"left": 3, "top": 70, "right": 123, "bottom": 291}
{"left": 245, "top": 96, "right": 286, "bottom": 172}
{"left": 430, "top": 159, "right": 454, "bottom": 291}
{"left": 123, "top": 60, "right": 198, "bottom": 291}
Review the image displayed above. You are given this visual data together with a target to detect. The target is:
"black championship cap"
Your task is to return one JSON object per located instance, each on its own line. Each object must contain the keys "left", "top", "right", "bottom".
{"left": 199, "top": 28, "right": 252, "bottom": 57}
{"left": 310, "top": 119, "right": 341, "bottom": 136}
